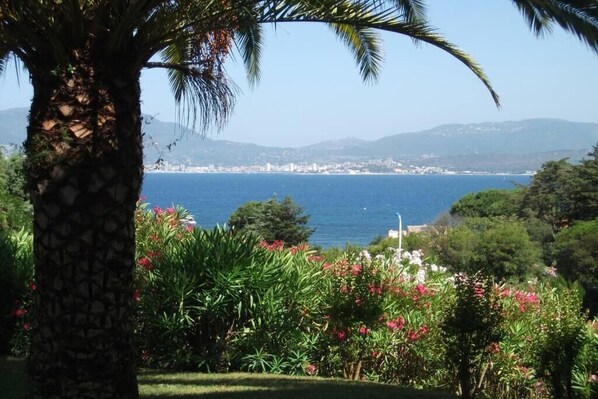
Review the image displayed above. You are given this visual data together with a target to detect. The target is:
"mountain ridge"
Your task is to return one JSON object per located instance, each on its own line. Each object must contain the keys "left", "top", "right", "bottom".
{"left": 1, "top": 107, "right": 597, "bottom": 173}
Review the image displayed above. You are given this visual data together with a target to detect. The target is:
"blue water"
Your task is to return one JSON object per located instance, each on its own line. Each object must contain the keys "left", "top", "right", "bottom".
{"left": 141, "top": 173, "right": 530, "bottom": 248}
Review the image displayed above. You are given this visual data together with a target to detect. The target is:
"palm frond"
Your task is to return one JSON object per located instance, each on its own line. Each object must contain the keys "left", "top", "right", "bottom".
{"left": 0, "top": 51, "right": 9, "bottom": 77}
{"left": 511, "top": 0, "right": 598, "bottom": 53}
{"left": 393, "top": 0, "right": 427, "bottom": 23}
{"left": 329, "top": 23, "right": 383, "bottom": 83}
{"left": 234, "top": 18, "right": 263, "bottom": 86}
{"left": 147, "top": 39, "right": 238, "bottom": 134}
{"left": 255, "top": 0, "right": 500, "bottom": 105}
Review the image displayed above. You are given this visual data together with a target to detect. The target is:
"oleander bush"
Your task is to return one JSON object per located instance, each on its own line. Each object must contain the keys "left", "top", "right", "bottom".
{"left": 4, "top": 203, "right": 598, "bottom": 399}
{"left": 0, "top": 229, "right": 34, "bottom": 355}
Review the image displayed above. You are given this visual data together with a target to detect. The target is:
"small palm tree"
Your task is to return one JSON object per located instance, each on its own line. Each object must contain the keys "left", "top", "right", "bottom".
{"left": 0, "top": 0, "right": 597, "bottom": 397}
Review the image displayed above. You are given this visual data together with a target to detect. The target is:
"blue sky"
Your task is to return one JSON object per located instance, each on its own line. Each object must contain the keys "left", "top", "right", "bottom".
{"left": 1, "top": 1, "right": 597, "bottom": 147}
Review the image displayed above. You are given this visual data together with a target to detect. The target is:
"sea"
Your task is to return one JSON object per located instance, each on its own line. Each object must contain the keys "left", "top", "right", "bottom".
{"left": 141, "top": 173, "right": 531, "bottom": 248}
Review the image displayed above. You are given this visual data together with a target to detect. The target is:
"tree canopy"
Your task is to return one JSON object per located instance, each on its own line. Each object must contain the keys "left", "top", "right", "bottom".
{"left": 228, "top": 196, "right": 314, "bottom": 245}
{"left": 0, "top": 151, "right": 31, "bottom": 231}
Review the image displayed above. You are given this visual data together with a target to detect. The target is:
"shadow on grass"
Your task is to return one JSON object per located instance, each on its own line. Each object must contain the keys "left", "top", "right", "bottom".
{"left": 0, "top": 357, "right": 457, "bottom": 399}
{"left": 139, "top": 371, "right": 457, "bottom": 399}
{"left": 0, "top": 357, "right": 27, "bottom": 399}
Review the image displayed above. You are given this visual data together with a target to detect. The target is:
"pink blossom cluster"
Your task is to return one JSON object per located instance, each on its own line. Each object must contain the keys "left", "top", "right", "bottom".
{"left": 289, "top": 243, "right": 310, "bottom": 254}
{"left": 386, "top": 316, "right": 405, "bottom": 331}
{"left": 304, "top": 364, "right": 318, "bottom": 376}
{"left": 406, "top": 325, "right": 428, "bottom": 342}
{"left": 513, "top": 290, "right": 540, "bottom": 312}
{"left": 258, "top": 240, "right": 285, "bottom": 251}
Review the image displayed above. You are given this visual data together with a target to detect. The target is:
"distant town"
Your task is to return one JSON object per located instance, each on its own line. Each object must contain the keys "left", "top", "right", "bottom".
{"left": 145, "top": 158, "right": 533, "bottom": 175}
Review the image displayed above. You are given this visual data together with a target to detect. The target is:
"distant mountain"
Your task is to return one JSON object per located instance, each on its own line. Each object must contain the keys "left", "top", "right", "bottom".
{"left": 1, "top": 107, "right": 597, "bottom": 172}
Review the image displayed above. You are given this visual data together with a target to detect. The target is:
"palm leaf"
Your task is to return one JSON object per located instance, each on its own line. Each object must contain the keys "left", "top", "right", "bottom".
{"left": 254, "top": 0, "right": 500, "bottom": 105}
{"left": 234, "top": 17, "right": 264, "bottom": 86}
{"left": 0, "top": 52, "right": 8, "bottom": 77}
{"left": 148, "top": 38, "right": 238, "bottom": 133}
{"left": 511, "top": 0, "right": 598, "bottom": 53}
{"left": 393, "top": 0, "right": 427, "bottom": 23}
{"left": 329, "top": 23, "right": 383, "bottom": 83}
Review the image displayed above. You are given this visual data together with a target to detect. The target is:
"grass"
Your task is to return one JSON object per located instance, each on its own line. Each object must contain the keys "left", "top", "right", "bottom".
{"left": 1, "top": 357, "right": 457, "bottom": 399}
{"left": 0, "top": 357, "right": 26, "bottom": 399}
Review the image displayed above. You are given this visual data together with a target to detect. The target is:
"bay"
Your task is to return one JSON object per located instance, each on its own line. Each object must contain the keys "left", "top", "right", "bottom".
{"left": 142, "top": 173, "right": 530, "bottom": 248}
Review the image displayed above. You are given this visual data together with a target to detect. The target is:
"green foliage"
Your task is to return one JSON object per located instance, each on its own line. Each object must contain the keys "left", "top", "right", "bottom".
{"left": 228, "top": 196, "right": 315, "bottom": 245}
{"left": 554, "top": 220, "right": 598, "bottom": 316}
{"left": 433, "top": 218, "right": 542, "bottom": 283}
{"left": 554, "top": 220, "right": 598, "bottom": 288}
{"left": 521, "top": 148, "right": 598, "bottom": 233}
{"left": 368, "top": 233, "right": 432, "bottom": 258}
{"left": 477, "top": 220, "right": 542, "bottom": 282}
{"left": 134, "top": 204, "right": 325, "bottom": 371}
{"left": 522, "top": 159, "right": 576, "bottom": 230}
{"left": 570, "top": 146, "right": 598, "bottom": 222}
{"left": 450, "top": 189, "right": 525, "bottom": 219}
{"left": 533, "top": 284, "right": 589, "bottom": 399}
{"left": 367, "top": 236, "right": 400, "bottom": 257}
{"left": 5, "top": 202, "right": 598, "bottom": 399}
{"left": 0, "top": 152, "right": 32, "bottom": 232}
{"left": 0, "top": 229, "right": 33, "bottom": 355}
{"left": 442, "top": 273, "right": 503, "bottom": 399}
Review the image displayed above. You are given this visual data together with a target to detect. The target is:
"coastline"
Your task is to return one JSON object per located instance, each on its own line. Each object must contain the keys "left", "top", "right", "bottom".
{"left": 144, "top": 170, "right": 534, "bottom": 177}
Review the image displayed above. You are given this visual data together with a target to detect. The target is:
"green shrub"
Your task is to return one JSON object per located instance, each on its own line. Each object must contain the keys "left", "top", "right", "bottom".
{"left": 441, "top": 273, "right": 504, "bottom": 399}
{"left": 533, "top": 284, "right": 589, "bottom": 399}
{"left": 228, "top": 196, "right": 314, "bottom": 245}
{"left": 0, "top": 229, "right": 34, "bottom": 355}
{"left": 433, "top": 218, "right": 542, "bottom": 283}
{"left": 450, "top": 189, "right": 525, "bottom": 219}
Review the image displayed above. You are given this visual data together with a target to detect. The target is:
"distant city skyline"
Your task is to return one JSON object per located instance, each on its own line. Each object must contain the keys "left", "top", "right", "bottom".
{"left": 1, "top": 1, "right": 597, "bottom": 148}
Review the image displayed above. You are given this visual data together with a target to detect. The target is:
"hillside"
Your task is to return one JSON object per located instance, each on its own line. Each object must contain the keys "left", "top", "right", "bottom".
{"left": 1, "top": 107, "right": 597, "bottom": 172}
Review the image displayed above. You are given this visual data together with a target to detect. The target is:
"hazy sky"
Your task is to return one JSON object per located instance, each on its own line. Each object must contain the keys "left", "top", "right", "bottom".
{"left": 1, "top": 1, "right": 597, "bottom": 147}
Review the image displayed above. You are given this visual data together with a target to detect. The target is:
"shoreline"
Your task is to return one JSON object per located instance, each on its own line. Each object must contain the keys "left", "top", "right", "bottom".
{"left": 144, "top": 170, "right": 534, "bottom": 177}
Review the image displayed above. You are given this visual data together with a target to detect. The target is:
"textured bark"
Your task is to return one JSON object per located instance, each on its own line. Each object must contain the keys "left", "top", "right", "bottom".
{"left": 25, "top": 49, "right": 142, "bottom": 398}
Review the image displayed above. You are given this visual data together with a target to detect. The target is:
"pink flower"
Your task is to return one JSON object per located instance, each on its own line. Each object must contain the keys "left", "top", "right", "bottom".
{"left": 335, "top": 330, "right": 347, "bottom": 341}
{"left": 304, "top": 364, "right": 318, "bottom": 376}
{"left": 132, "top": 290, "right": 141, "bottom": 302}
{"left": 15, "top": 308, "right": 27, "bottom": 317}
{"left": 354, "top": 298, "right": 363, "bottom": 306}
{"left": 371, "top": 350, "right": 380, "bottom": 358}
{"left": 350, "top": 264, "right": 362, "bottom": 276}
{"left": 138, "top": 257, "right": 153, "bottom": 270}
{"left": 307, "top": 255, "right": 325, "bottom": 263}
{"left": 473, "top": 284, "right": 484, "bottom": 298}
{"left": 485, "top": 342, "right": 500, "bottom": 354}
{"left": 386, "top": 316, "right": 405, "bottom": 331}
{"left": 30, "top": 283, "right": 37, "bottom": 291}
{"left": 407, "top": 330, "right": 419, "bottom": 342}
{"left": 322, "top": 262, "right": 334, "bottom": 271}
{"left": 23, "top": 323, "right": 31, "bottom": 331}
{"left": 153, "top": 206, "right": 163, "bottom": 216}
{"left": 368, "top": 284, "right": 382, "bottom": 295}
{"left": 185, "top": 224, "right": 194, "bottom": 232}
{"left": 166, "top": 207, "right": 175, "bottom": 215}
{"left": 415, "top": 284, "right": 427, "bottom": 295}
{"left": 358, "top": 326, "right": 369, "bottom": 335}
{"left": 514, "top": 290, "right": 540, "bottom": 311}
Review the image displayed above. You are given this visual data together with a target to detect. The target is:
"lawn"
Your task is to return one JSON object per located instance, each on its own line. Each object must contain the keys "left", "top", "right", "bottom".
{"left": 1, "top": 357, "right": 457, "bottom": 399}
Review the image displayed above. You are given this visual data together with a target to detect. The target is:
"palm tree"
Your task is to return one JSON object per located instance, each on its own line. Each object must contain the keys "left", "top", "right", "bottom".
{"left": 0, "top": 0, "right": 597, "bottom": 397}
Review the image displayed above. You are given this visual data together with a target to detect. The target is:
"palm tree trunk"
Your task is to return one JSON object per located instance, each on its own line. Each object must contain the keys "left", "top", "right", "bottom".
{"left": 24, "top": 55, "right": 143, "bottom": 398}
